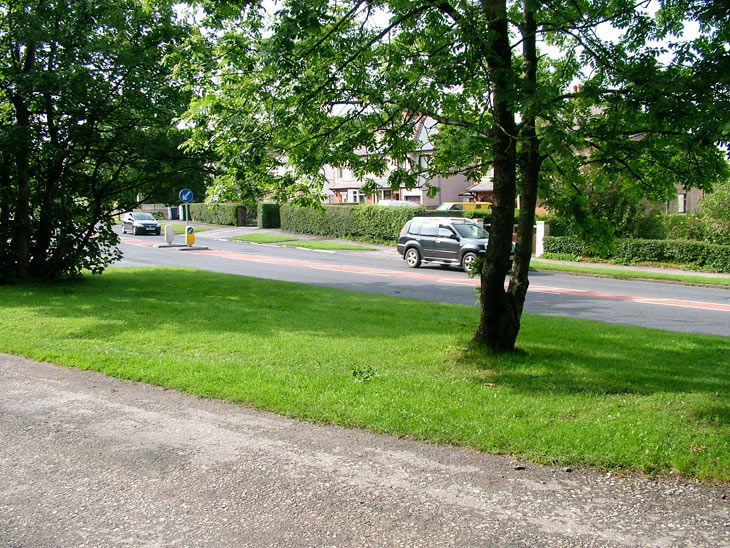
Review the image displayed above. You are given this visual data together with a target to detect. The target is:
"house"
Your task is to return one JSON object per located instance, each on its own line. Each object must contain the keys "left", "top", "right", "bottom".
{"left": 324, "top": 117, "right": 487, "bottom": 207}
{"left": 666, "top": 185, "right": 705, "bottom": 214}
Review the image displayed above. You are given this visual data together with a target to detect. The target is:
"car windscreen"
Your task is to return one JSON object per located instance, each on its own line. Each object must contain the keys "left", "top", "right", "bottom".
{"left": 135, "top": 213, "right": 156, "bottom": 220}
{"left": 454, "top": 223, "right": 488, "bottom": 239}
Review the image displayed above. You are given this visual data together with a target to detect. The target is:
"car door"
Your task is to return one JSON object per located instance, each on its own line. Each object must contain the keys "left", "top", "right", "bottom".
{"left": 418, "top": 222, "right": 439, "bottom": 259}
{"left": 122, "top": 214, "right": 134, "bottom": 233}
{"left": 432, "top": 225, "right": 461, "bottom": 262}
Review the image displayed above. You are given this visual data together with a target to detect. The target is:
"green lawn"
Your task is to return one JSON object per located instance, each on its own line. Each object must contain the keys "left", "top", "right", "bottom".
{"left": 280, "top": 240, "right": 376, "bottom": 251}
{"left": 1, "top": 267, "right": 728, "bottom": 482}
{"left": 230, "top": 233, "right": 298, "bottom": 244}
{"left": 231, "top": 233, "right": 376, "bottom": 250}
{"left": 531, "top": 259, "right": 730, "bottom": 286}
{"left": 165, "top": 224, "right": 210, "bottom": 235}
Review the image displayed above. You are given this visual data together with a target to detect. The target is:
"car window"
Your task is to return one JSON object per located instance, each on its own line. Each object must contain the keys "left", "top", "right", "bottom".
{"left": 454, "top": 223, "right": 488, "bottom": 239}
{"left": 408, "top": 220, "right": 422, "bottom": 235}
{"left": 420, "top": 223, "right": 438, "bottom": 237}
{"left": 135, "top": 213, "right": 155, "bottom": 220}
{"left": 438, "top": 227, "right": 454, "bottom": 238}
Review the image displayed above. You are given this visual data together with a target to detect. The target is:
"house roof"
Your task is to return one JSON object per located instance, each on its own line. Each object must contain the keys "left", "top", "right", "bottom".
{"left": 461, "top": 181, "right": 494, "bottom": 194}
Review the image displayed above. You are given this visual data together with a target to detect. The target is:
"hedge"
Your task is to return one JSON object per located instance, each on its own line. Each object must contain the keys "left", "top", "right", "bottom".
{"left": 188, "top": 203, "right": 255, "bottom": 226}
{"left": 280, "top": 204, "right": 426, "bottom": 242}
{"left": 543, "top": 235, "right": 730, "bottom": 272}
{"left": 258, "top": 203, "right": 281, "bottom": 229}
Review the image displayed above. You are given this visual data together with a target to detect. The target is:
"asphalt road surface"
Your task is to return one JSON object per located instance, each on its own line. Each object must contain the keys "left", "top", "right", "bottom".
{"left": 115, "top": 228, "right": 730, "bottom": 337}
{"left": 2, "top": 354, "right": 729, "bottom": 547}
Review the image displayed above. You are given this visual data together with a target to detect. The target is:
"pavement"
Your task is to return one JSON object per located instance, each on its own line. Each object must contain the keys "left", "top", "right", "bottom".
{"left": 2, "top": 353, "right": 729, "bottom": 547}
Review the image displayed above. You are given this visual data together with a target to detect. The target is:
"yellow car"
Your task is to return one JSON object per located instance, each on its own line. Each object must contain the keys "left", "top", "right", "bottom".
{"left": 435, "top": 202, "right": 491, "bottom": 211}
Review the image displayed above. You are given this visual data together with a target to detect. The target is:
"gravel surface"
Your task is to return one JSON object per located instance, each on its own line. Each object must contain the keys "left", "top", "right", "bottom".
{"left": 1, "top": 353, "right": 728, "bottom": 547}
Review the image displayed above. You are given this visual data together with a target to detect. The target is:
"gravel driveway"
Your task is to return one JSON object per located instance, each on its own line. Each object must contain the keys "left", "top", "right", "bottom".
{"left": 1, "top": 353, "right": 728, "bottom": 547}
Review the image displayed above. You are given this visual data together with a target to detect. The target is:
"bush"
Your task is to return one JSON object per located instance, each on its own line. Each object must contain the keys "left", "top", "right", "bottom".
{"left": 543, "top": 235, "right": 730, "bottom": 272}
{"left": 699, "top": 182, "right": 730, "bottom": 245}
{"left": 635, "top": 214, "right": 667, "bottom": 240}
{"left": 258, "top": 203, "right": 281, "bottom": 229}
{"left": 280, "top": 204, "right": 356, "bottom": 237}
{"left": 281, "top": 203, "right": 425, "bottom": 242}
{"left": 662, "top": 214, "right": 706, "bottom": 241}
{"left": 351, "top": 205, "right": 426, "bottom": 241}
{"left": 189, "top": 203, "right": 244, "bottom": 226}
{"left": 543, "top": 236, "right": 589, "bottom": 257}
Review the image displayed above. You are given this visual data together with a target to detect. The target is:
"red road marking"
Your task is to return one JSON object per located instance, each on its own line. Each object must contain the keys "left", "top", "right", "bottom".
{"left": 121, "top": 238, "right": 730, "bottom": 312}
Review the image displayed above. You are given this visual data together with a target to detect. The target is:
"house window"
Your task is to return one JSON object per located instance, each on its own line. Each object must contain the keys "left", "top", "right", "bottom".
{"left": 677, "top": 193, "right": 686, "bottom": 214}
{"left": 348, "top": 189, "right": 365, "bottom": 203}
{"left": 337, "top": 167, "right": 344, "bottom": 179}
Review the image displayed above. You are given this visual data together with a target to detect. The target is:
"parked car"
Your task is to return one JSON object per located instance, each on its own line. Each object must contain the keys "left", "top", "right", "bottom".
{"left": 397, "top": 216, "right": 512, "bottom": 272}
{"left": 377, "top": 199, "right": 422, "bottom": 207}
{"left": 435, "top": 201, "right": 492, "bottom": 211}
{"left": 121, "top": 212, "right": 161, "bottom": 235}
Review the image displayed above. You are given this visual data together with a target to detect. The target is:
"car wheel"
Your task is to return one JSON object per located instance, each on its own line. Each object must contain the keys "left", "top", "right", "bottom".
{"left": 405, "top": 247, "right": 421, "bottom": 268}
{"left": 461, "top": 252, "right": 478, "bottom": 273}
{"left": 133, "top": 226, "right": 140, "bottom": 235}
{"left": 122, "top": 225, "right": 126, "bottom": 234}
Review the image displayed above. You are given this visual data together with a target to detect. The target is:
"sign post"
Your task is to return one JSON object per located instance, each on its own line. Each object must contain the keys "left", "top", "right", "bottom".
{"left": 178, "top": 188, "right": 193, "bottom": 226}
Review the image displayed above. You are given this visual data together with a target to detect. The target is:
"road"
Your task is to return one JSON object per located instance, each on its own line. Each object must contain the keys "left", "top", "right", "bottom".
{"left": 2, "top": 353, "right": 728, "bottom": 548}
{"left": 114, "top": 228, "right": 730, "bottom": 337}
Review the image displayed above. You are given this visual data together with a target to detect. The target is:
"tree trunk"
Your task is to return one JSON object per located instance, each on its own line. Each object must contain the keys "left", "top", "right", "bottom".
{"left": 473, "top": 0, "right": 543, "bottom": 352}
{"left": 473, "top": 0, "right": 520, "bottom": 351}
{"left": 508, "top": 0, "right": 542, "bottom": 321}
{"left": 10, "top": 96, "right": 32, "bottom": 280}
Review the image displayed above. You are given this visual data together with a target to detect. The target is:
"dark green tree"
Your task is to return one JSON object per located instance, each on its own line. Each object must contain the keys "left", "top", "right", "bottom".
{"left": 183, "top": 0, "right": 729, "bottom": 351}
{"left": 0, "top": 0, "right": 208, "bottom": 281}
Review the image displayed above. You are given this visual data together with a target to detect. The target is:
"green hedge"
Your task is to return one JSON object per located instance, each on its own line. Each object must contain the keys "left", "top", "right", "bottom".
{"left": 543, "top": 235, "right": 730, "bottom": 272}
{"left": 258, "top": 203, "right": 281, "bottom": 229}
{"left": 351, "top": 205, "right": 426, "bottom": 241}
{"left": 188, "top": 203, "right": 254, "bottom": 226}
{"left": 542, "top": 236, "right": 589, "bottom": 257}
{"left": 280, "top": 204, "right": 426, "bottom": 242}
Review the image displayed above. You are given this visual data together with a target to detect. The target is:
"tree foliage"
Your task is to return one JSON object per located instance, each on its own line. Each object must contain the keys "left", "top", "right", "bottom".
{"left": 0, "top": 0, "right": 207, "bottom": 281}
{"left": 183, "top": 0, "right": 729, "bottom": 351}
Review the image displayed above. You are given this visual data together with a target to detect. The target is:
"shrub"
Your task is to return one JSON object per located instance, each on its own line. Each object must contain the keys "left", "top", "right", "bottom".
{"left": 543, "top": 236, "right": 589, "bottom": 257}
{"left": 662, "top": 214, "right": 706, "bottom": 242}
{"left": 543, "top": 235, "right": 730, "bottom": 272}
{"left": 351, "top": 205, "right": 425, "bottom": 241}
{"left": 280, "top": 204, "right": 356, "bottom": 237}
{"left": 699, "top": 182, "right": 730, "bottom": 245}
{"left": 189, "top": 203, "right": 243, "bottom": 226}
{"left": 635, "top": 214, "right": 667, "bottom": 240}
{"left": 281, "top": 203, "right": 425, "bottom": 242}
{"left": 258, "top": 203, "right": 281, "bottom": 229}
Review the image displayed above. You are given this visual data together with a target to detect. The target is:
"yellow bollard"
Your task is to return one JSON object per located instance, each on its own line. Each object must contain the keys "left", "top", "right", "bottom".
{"left": 186, "top": 226, "right": 195, "bottom": 246}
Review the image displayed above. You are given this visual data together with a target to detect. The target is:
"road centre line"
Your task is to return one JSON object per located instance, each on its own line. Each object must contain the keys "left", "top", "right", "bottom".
{"left": 120, "top": 238, "right": 730, "bottom": 313}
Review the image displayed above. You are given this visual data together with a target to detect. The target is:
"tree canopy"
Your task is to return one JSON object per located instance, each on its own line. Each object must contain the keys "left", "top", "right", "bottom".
{"left": 0, "top": 0, "right": 207, "bottom": 281}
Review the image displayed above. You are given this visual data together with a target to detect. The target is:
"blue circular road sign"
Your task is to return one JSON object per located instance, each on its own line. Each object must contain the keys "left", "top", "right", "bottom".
{"left": 179, "top": 188, "right": 193, "bottom": 203}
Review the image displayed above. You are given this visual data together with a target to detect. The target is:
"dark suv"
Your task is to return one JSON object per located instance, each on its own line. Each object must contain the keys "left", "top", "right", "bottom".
{"left": 397, "top": 217, "right": 506, "bottom": 272}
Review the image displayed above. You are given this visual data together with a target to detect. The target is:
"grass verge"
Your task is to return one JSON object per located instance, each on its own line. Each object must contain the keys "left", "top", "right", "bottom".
{"left": 165, "top": 224, "right": 211, "bottom": 235}
{"left": 1, "top": 267, "right": 728, "bottom": 482}
{"left": 280, "top": 240, "right": 376, "bottom": 251}
{"left": 230, "top": 233, "right": 298, "bottom": 244}
{"left": 531, "top": 259, "right": 730, "bottom": 287}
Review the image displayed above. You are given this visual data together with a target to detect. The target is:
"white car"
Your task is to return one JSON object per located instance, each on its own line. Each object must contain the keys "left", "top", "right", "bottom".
{"left": 377, "top": 199, "right": 422, "bottom": 207}
{"left": 121, "top": 212, "right": 161, "bottom": 235}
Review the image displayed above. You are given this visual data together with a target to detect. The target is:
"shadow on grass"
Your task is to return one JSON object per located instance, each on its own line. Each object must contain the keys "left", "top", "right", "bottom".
{"left": 461, "top": 318, "right": 730, "bottom": 397}
{"left": 4, "top": 267, "right": 730, "bottom": 404}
